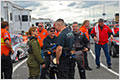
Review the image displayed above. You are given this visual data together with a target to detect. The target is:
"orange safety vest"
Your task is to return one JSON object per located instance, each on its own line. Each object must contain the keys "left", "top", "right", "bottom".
{"left": 37, "top": 28, "right": 48, "bottom": 47}
{"left": 1, "top": 29, "right": 11, "bottom": 56}
{"left": 79, "top": 26, "right": 89, "bottom": 40}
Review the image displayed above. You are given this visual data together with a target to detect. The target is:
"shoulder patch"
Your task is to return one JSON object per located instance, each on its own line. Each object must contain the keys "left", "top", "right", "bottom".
{"left": 38, "top": 36, "right": 41, "bottom": 39}
{"left": 66, "top": 32, "right": 74, "bottom": 38}
{"left": 43, "top": 32, "right": 46, "bottom": 35}
{"left": 5, "top": 35, "right": 9, "bottom": 38}
{"left": 5, "top": 32, "right": 8, "bottom": 35}
{"left": 4, "top": 32, "right": 9, "bottom": 38}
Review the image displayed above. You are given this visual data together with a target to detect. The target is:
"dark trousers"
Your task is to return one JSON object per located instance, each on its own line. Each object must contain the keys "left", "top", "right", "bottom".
{"left": 40, "top": 56, "right": 57, "bottom": 79}
{"left": 57, "top": 56, "right": 70, "bottom": 79}
{"left": 69, "top": 58, "right": 76, "bottom": 79}
{"left": 77, "top": 60, "right": 86, "bottom": 79}
{"left": 69, "top": 55, "right": 86, "bottom": 79}
{"left": 40, "top": 56, "right": 50, "bottom": 79}
{"left": 84, "top": 52, "right": 89, "bottom": 68}
{"left": 1, "top": 54, "right": 13, "bottom": 79}
{"left": 95, "top": 43, "right": 111, "bottom": 66}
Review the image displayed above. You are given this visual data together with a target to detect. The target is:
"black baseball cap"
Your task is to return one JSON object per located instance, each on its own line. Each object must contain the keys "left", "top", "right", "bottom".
{"left": 98, "top": 18, "right": 104, "bottom": 22}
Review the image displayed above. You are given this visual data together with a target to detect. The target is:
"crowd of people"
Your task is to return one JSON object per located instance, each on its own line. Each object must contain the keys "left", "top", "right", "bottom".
{"left": 1, "top": 18, "right": 119, "bottom": 79}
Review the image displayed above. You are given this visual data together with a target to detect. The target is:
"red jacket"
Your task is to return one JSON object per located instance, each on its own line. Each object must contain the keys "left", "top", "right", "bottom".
{"left": 111, "top": 27, "right": 119, "bottom": 35}
{"left": 91, "top": 24, "right": 112, "bottom": 45}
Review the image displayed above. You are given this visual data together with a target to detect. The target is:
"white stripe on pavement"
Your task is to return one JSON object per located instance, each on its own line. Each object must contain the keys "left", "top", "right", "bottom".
{"left": 13, "top": 58, "right": 27, "bottom": 73}
{"left": 90, "top": 50, "right": 119, "bottom": 77}
{"left": 13, "top": 50, "right": 119, "bottom": 77}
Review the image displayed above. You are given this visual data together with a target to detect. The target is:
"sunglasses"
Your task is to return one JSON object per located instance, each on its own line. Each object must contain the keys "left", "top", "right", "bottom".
{"left": 38, "top": 25, "right": 43, "bottom": 27}
{"left": 50, "top": 30, "right": 55, "bottom": 32}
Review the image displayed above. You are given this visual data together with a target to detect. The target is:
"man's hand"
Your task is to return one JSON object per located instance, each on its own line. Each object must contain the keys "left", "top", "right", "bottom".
{"left": 56, "top": 59, "right": 59, "bottom": 64}
{"left": 56, "top": 46, "right": 62, "bottom": 65}
{"left": 110, "top": 35, "right": 114, "bottom": 40}
{"left": 42, "top": 64, "right": 45, "bottom": 68}
{"left": 70, "top": 50, "right": 76, "bottom": 55}
{"left": 82, "top": 48, "right": 89, "bottom": 52}
{"left": 94, "top": 36, "right": 97, "bottom": 42}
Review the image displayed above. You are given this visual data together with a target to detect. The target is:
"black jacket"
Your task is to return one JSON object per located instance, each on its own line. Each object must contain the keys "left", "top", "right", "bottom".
{"left": 43, "top": 36, "right": 57, "bottom": 56}
{"left": 72, "top": 31, "right": 90, "bottom": 51}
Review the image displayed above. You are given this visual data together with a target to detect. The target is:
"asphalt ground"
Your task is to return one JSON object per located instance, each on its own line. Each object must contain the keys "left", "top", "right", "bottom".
{"left": 12, "top": 43, "right": 119, "bottom": 79}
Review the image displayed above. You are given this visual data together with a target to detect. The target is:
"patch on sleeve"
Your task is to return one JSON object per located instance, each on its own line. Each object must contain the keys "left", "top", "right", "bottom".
{"left": 4, "top": 32, "right": 9, "bottom": 38}
{"left": 66, "top": 32, "right": 74, "bottom": 38}
{"left": 38, "top": 36, "right": 41, "bottom": 39}
{"left": 43, "top": 32, "right": 45, "bottom": 35}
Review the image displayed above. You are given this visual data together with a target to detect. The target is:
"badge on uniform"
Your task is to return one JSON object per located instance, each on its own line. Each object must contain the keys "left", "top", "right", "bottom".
{"left": 5, "top": 33, "right": 8, "bottom": 38}
{"left": 38, "top": 36, "right": 41, "bottom": 39}
{"left": 66, "top": 32, "right": 74, "bottom": 38}
{"left": 43, "top": 32, "right": 45, "bottom": 35}
{"left": 5, "top": 32, "right": 8, "bottom": 34}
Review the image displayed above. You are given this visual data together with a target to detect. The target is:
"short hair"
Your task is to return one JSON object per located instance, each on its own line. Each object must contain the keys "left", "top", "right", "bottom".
{"left": 56, "top": 19, "right": 64, "bottom": 23}
{"left": 1, "top": 21, "right": 9, "bottom": 28}
{"left": 56, "top": 19, "right": 65, "bottom": 26}
{"left": 22, "top": 30, "right": 24, "bottom": 33}
{"left": 73, "top": 22, "right": 78, "bottom": 24}
{"left": 32, "top": 24, "right": 34, "bottom": 27}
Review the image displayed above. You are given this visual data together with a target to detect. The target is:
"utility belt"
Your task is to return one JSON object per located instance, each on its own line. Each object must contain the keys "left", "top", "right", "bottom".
{"left": 61, "top": 47, "right": 83, "bottom": 57}
{"left": 71, "top": 51, "right": 84, "bottom": 61}
{"left": 75, "top": 47, "right": 83, "bottom": 51}
{"left": 61, "top": 48, "right": 71, "bottom": 57}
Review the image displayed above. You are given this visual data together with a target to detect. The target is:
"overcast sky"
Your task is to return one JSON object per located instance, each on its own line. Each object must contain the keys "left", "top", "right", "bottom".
{"left": 13, "top": 1, "right": 119, "bottom": 23}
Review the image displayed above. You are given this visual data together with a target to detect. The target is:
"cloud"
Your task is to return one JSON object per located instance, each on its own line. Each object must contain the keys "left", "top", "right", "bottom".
{"left": 13, "top": 1, "right": 119, "bottom": 23}
{"left": 82, "top": 1, "right": 102, "bottom": 8}
{"left": 75, "top": 1, "right": 116, "bottom": 9}
{"left": 40, "top": 7, "right": 49, "bottom": 10}
{"left": 13, "top": 1, "right": 41, "bottom": 8}
{"left": 106, "top": 1, "right": 119, "bottom": 6}
{"left": 59, "top": 3, "right": 63, "bottom": 5}
{"left": 67, "top": 2, "right": 76, "bottom": 7}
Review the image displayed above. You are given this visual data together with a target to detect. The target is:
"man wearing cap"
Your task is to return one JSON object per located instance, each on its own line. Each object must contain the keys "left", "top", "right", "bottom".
{"left": 91, "top": 18, "right": 113, "bottom": 69}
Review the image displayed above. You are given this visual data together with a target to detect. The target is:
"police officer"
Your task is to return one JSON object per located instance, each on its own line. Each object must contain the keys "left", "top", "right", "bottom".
{"left": 71, "top": 22, "right": 90, "bottom": 79}
{"left": 1, "top": 21, "right": 14, "bottom": 79}
{"left": 40, "top": 27, "right": 58, "bottom": 79}
{"left": 54, "top": 19, "right": 74, "bottom": 79}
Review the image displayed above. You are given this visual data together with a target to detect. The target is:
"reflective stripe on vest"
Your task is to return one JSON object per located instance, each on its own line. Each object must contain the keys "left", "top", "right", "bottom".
{"left": 1, "top": 38, "right": 4, "bottom": 43}
{"left": 1, "top": 38, "right": 6, "bottom": 46}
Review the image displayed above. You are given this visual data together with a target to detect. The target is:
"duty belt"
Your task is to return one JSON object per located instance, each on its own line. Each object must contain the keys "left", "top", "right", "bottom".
{"left": 62, "top": 48, "right": 71, "bottom": 56}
